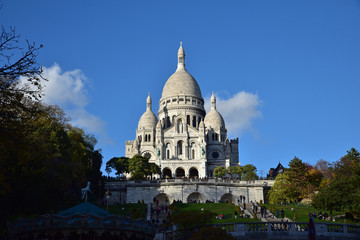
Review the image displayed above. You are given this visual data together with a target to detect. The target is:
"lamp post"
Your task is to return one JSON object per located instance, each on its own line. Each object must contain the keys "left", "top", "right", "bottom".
{"left": 106, "top": 189, "right": 111, "bottom": 212}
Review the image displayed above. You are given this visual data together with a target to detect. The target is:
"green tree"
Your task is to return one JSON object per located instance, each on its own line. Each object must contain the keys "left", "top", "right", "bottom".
{"left": 285, "top": 156, "right": 309, "bottom": 202}
{"left": 227, "top": 166, "right": 242, "bottom": 178}
{"left": 241, "top": 164, "right": 259, "bottom": 180}
{"left": 213, "top": 167, "right": 226, "bottom": 178}
{"left": 0, "top": 103, "right": 103, "bottom": 230}
{"left": 128, "top": 155, "right": 160, "bottom": 180}
{"left": 267, "top": 173, "right": 292, "bottom": 204}
{"left": 312, "top": 148, "right": 360, "bottom": 219}
{"left": 106, "top": 157, "right": 129, "bottom": 176}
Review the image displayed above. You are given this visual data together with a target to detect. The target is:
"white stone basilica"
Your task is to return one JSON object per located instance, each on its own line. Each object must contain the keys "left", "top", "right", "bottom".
{"left": 125, "top": 43, "right": 239, "bottom": 178}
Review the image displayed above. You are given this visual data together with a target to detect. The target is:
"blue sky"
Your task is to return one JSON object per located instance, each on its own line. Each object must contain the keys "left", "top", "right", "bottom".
{"left": 2, "top": 1, "right": 360, "bottom": 177}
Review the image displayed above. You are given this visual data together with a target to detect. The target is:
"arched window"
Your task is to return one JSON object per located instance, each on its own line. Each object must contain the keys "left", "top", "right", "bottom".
{"left": 145, "top": 135, "right": 147, "bottom": 142}
{"left": 187, "top": 115, "right": 190, "bottom": 125}
{"left": 177, "top": 141, "right": 183, "bottom": 156}
{"left": 192, "top": 116, "right": 196, "bottom": 127}
{"left": 190, "top": 142, "right": 196, "bottom": 160}
{"left": 177, "top": 119, "right": 183, "bottom": 133}
{"left": 166, "top": 143, "right": 171, "bottom": 159}
{"left": 166, "top": 116, "right": 170, "bottom": 128}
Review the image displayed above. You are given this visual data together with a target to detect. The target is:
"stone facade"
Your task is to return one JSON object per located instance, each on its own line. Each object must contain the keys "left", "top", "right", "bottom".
{"left": 106, "top": 179, "right": 274, "bottom": 204}
{"left": 125, "top": 43, "right": 239, "bottom": 178}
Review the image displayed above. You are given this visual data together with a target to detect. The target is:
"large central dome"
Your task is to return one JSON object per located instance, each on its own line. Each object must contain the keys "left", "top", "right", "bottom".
{"left": 161, "top": 43, "right": 202, "bottom": 99}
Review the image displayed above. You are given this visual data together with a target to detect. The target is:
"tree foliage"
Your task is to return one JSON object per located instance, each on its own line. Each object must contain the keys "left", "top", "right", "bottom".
{"left": 241, "top": 164, "right": 259, "bottom": 180}
{"left": 0, "top": 27, "right": 103, "bottom": 231}
{"left": 213, "top": 165, "right": 258, "bottom": 180}
{"left": 106, "top": 155, "right": 161, "bottom": 180}
{"left": 285, "top": 157, "right": 309, "bottom": 202}
{"left": 213, "top": 167, "right": 226, "bottom": 178}
{"left": 267, "top": 173, "right": 291, "bottom": 204}
{"left": 106, "top": 157, "right": 129, "bottom": 176}
{"left": 268, "top": 156, "right": 323, "bottom": 204}
{"left": 312, "top": 148, "right": 360, "bottom": 219}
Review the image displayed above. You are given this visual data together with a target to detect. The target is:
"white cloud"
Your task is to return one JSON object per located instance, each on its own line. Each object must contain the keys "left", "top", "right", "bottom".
{"left": 21, "top": 63, "right": 111, "bottom": 144}
{"left": 41, "top": 63, "right": 88, "bottom": 107}
{"left": 205, "top": 91, "right": 262, "bottom": 136}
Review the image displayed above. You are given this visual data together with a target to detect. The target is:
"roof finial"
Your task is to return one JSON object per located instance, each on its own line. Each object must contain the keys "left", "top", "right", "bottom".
{"left": 177, "top": 42, "right": 185, "bottom": 70}
{"left": 146, "top": 93, "right": 152, "bottom": 110}
{"left": 211, "top": 92, "right": 216, "bottom": 110}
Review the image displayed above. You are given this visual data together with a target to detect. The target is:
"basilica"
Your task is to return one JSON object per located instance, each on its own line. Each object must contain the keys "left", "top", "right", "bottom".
{"left": 125, "top": 43, "right": 239, "bottom": 178}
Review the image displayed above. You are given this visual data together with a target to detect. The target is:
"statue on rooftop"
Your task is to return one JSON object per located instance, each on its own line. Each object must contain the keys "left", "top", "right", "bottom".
{"left": 81, "top": 181, "right": 92, "bottom": 202}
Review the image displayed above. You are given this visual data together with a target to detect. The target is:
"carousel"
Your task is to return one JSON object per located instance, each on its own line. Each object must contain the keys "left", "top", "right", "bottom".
{"left": 7, "top": 183, "right": 157, "bottom": 240}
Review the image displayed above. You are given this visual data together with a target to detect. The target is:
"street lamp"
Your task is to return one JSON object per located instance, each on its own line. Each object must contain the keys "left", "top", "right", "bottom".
{"left": 105, "top": 189, "right": 111, "bottom": 212}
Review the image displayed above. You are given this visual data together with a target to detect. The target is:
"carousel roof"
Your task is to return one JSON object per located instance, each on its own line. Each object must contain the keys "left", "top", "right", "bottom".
{"left": 56, "top": 202, "right": 111, "bottom": 217}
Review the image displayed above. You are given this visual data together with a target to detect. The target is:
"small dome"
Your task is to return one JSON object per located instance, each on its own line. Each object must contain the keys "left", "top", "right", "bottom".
{"left": 138, "top": 111, "right": 158, "bottom": 129}
{"left": 204, "top": 110, "right": 225, "bottom": 129}
{"left": 204, "top": 92, "right": 225, "bottom": 129}
{"left": 138, "top": 94, "right": 158, "bottom": 129}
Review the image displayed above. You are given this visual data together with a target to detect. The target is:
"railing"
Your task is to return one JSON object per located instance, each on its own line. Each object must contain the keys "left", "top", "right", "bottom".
{"left": 164, "top": 222, "right": 360, "bottom": 239}
{"left": 105, "top": 179, "right": 273, "bottom": 185}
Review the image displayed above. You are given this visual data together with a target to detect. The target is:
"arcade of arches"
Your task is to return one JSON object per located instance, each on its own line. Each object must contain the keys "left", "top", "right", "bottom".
{"left": 152, "top": 192, "right": 245, "bottom": 204}
{"left": 161, "top": 167, "right": 199, "bottom": 178}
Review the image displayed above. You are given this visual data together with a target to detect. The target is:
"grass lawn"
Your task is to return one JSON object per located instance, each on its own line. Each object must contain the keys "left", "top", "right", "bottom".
{"left": 261, "top": 204, "right": 354, "bottom": 223}
{"left": 170, "top": 203, "right": 258, "bottom": 224}
{"left": 102, "top": 203, "right": 147, "bottom": 219}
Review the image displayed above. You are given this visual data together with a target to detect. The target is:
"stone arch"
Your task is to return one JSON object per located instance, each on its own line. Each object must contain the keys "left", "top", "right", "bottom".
{"left": 220, "top": 193, "right": 236, "bottom": 203}
{"left": 187, "top": 192, "right": 205, "bottom": 203}
{"left": 162, "top": 167, "right": 172, "bottom": 178}
{"left": 155, "top": 193, "right": 171, "bottom": 204}
{"left": 176, "top": 167, "right": 185, "bottom": 178}
{"left": 189, "top": 167, "right": 199, "bottom": 178}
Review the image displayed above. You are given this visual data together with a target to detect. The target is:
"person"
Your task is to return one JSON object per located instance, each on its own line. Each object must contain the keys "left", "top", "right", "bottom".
{"left": 281, "top": 209, "right": 284, "bottom": 218}
{"left": 276, "top": 209, "right": 279, "bottom": 218}
{"left": 235, "top": 210, "right": 238, "bottom": 219}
